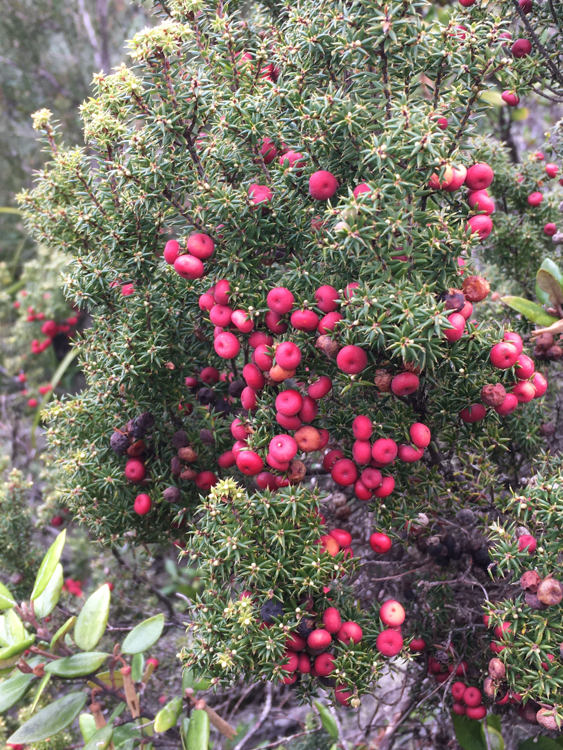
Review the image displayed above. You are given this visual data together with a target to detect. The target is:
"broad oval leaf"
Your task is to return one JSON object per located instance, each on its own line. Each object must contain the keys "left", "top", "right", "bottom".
{"left": 84, "top": 724, "right": 114, "bottom": 750}
{"left": 154, "top": 696, "right": 183, "bottom": 732}
{"left": 34, "top": 563, "right": 64, "bottom": 620}
{"left": 31, "top": 529, "right": 66, "bottom": 602}
{"left": 79, "top": 714, "right": 98, "bottom": 743}
{"left": 2, "top": 608, "right": 25, "bottom": 645}
{"left": 74, "top": 584, "right": 111, "bottom": 651}
{"left": 451, "top": 713, "right": 487, "bottom": 750}
{"left": 30, "top": 673, "right": 51, "bottom": 713}
{"left": 45, "top": 651, "right": 109, "bottom": 678}
{"left": 519, "top": 737, "right": 561, "bottom": 750}
{"left": 0, "top": 582, "right": 15, "bottom": 610}
{"left": 536, "top": 269, "right": 563, "bottom": 306}
{"left": 186, "top": 709, "right": 210, "bottom": 750}
{"left": 539, "top": 258, "right": 563, "bottom": 284}
{"left": 122, "top": 613, "right": 165, "bottom": 655}
{"left": 0, "top": 635, "right": 35, "bottom": 661}
{"left": 314, "top": 701, "right": 338, "bottom": 740}
{"left": 501, "top": 296, "right": 559, "bottom": 326}
{"left": 113, "top": 718, "right": 153, "bottom": 746}
{"left": 7, "top": 691, "right": 88, "bottom": 743}
{"left": 536, "top": 281, "right": 550, "bottom": 306}
{"left": 50, "top": 616, "right": 76, "bottom": 653}
{"left": 88, "top": 670, "right": 124, "bottom": 690}
{"left": 0, "top": 671, "right": 35, "bottom": 712}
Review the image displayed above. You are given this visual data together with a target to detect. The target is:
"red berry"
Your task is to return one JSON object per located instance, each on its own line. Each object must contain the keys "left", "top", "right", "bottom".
{"left": 410, "top": 423, "right": 431, "bottom": 448}
{"left": 354, "top": 479, "right": 373, "bottom": 500}
{"left": 134, "top": 493, "right": 152, "bottom": 515}
{"left": 297, "top": 654, "right": 311, "bottom": 673}
{"left": 291, "top": 309, "right": 319, "bottom": 332}
{"left": 518, "top": 533, "right": 537, "bottom": 553}
{"left": 218, "top": 450, "right": 236, "bottom": 468}
{"left": 51, "top": 515, "right": 64, "bottom": 527}
{"left": 466, "top": 214, "right": 493, "bottom": 240}
{"left": 281, "top": 650, "right": 299, "bottom": 672}
{"left": 194, "top": 471, "right": 218, "bottom": 491}
{"left": 322, "top": 449, "right": 344, "bottom": 471}
{"left": 519, "top": 0, "right": 532, "bottom": 11}
{"left": 376, "top": 629, "right": 403, "bottom": 657}
{"left": 452, "top": 681, "right": 466, "bottom": 701}
{"left": 380, "top": 600, "right": 405, "bottom": 627}
{"left": 452, "top": 703, "right": 466, "bottom": 716}
{"left": 371, "top": 438, "right": 398, "bottom": 465}
{"left": 352, "top": 415, "right": 372, "bottom": 440}
{"left": 309, "top": 170, "right": 338, "bottom": 200}
{"left": 360, "top": 467, "right": 383, "bottom": 489}
{"left": 243, "top": 363, "right": 265, "bottom": 390}
{"left": 490, "top": 342, "right": 519, "bottom": 369}
{"left": 373, "top": 476, "right": 395, "bottom": 497}
{"left": 209, "top": 305, "right": 232, "bottom": 327}
{"left": 329, "top": 529, "right": 352, "bottom": 547}
{"left": 353, "top": 440, "right": 372, "bottom": 465}
{"left": 532, "top": 372, "right": 547, "bottom": 397}
{"left": 276, "top": 413, "right": 302, "bottom": 430}
{"left": 248, "top": 183, "right": 273, "bottom": 206}
{"left": 314, "top": 652, "right": 336, "bottom": 676}
{"left": 241, "top": 387, "right": 257, "bottom": 410}
{"left": 515, "top": 354, "right": 535, "bottom": 379}
{"left": 187, "top": 232, "right": 214, "bottom": 259}
{"left": 125, "top": 459, "right": 145, "bottom": 483}
{"left": 199, "top": 292, "right": 215, "bottom": 311}
{"left": 279, "top": 150, "right": 305, "bottom": 169}
{"left": 231, "top": 309, "right": 254, "bottom": 333}
{"left": 276, "top": 390, "right": 303, "bottom": 416}
{"left": 409, "top": 637, "right": 426, "bottom": 652}
{"left": 286, "top": 632, "right": 306, "bottom": 651}
{"left": 334, "top": 685, "right": 353, "bottom": 706}
{"left": 254, "top": 344, "right": 274, "bottom": 371}
{"left": 298, "top": 396, "right": 318, "bottom": 423}
{"left": 214, "top": 332, "right": 240, "bottom": 359}
{"left": 528, "top": 191, "right": 543, "bottom": 206}
{"left": 494, "top": 393, "right": 519, "bottom": 416}
{"left": 444, "top": 312, "right": 465, "bottom": 342}
{"left": 214, "top": 279, "right": 230, "bottom": 305}
{"left": 397, "top": 445, "right": 424, "bottom": 462}
{"left": 27, "top": 398, "right": 38, "bottom": 408}
{"left": 267, "top": 287, "right": 294, "bottom": 314}
{"left": 504, "top": 331, "right": 523, "bottom": 353}
{"left": 501, "top": 91, "right": 520, "bottom": 107}
{"left": 468, "top": 190, "right": 495, "bottom": 215}
{"left": 276, "top": 341, "right": 302, "bottom": 369}
{"left": 460, "top": 404, "right": 486, "bottom": 423}
{"left": 307, "top": 628, "right": 332, "bottom": 649}
{"left": 307, "top": 376, "right": 332, "bottom": 399}
{"left": 318, "top": 311, "right": 343, "bottom": 333}
{"left": 267, "top": 454, "right": 289, "bottom": 471}
{"left": 174, "top": 254, "right": 204, "bottom": 279}
{"left": 261, "top": 137, "right": 278, "bottom": 164}
{"left": 353, "top": 182, "right": 371, "bottom": 198}
{"left": 465, "top": 163, "right": 494, "bottom": 191}
{"left": 511, "top": 38, "right": 532, "bottom": 57}
{"left": 463, "top": 686, "right": 482, "bottom": 707}
{"left": 370, "top": 532, "right": 392, "bottom": 554}
{"left": 466, "top": 705, "right": 486, "bottom": 719}
{"left": 544, "top": 223, "right": 558, "bottom": 236}
{"left": 336, "top": 345, "right": 368, "bottom": 374}
{"left": 269, "top": 434, "right": 298, "bottom": 463}
{"left": 512, "top": 381, "right": 536, "bottom": 403}
{"left": 315, "top": 285, "right": 340, "bottom": 312}
{"left": 545, "top": 163, "right": 559, "bottom": 178}
{"left": 337, "top": 621, "right": 363, "bottom": 645}
{"left": 249, "top": 331, "right": 273, "bottom": 348}
{"left": 164, "top": 239, "right": 180, "bottom": 264}
{"left": 391, "top": 372, "right": 419, "bottom": 396}
{"left": 331, "top": 458, "right": 358, "bottom": 486}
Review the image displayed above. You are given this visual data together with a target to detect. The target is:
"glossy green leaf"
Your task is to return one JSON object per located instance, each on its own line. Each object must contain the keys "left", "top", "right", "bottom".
{"left": 84, "top": 724, "right": 114, "bottom": 750}
{"left": 480, "top": 90, "right": 504, "bottom": 107}
{"left": 7, "top": 691, "right": 88, "bottom": 743}
{"left": 451, "top": 714, "right": 486, "bottom": 750}
{"left": 34, "top": 563, "right": 63, "bottom": 620}
{"left": 501, "top": 296, "right": 559, "bottom": 326}
{"left": 539, "top": 258, "right": 563, "bottom": 284}
{"left": 79, "top": 714, "right": 98, "bottom": 743}
{"left": 2, "top": 608, "right": 25, "bottom": 645}
{"left": 88, "top": 670, "right": 124, "bottom": 689}
{"left": 108, "top": 702, "right": 127, "bottom": 722}
{"left": 519, "top": 739, "right": 560, "bottom": 750}
{"left": 537, "top": 269, "right": 563, "bottom": 306}
{"left": 30, "top": 673, "right": 51, "bottom": 713}
{"left": 31, "top": 529, "right": 66, "bottom": 601}
{"left": 155, "top": 696, "right": 183, "bottom": 732}
{"left": 121, "top": 613, "right": 165, "bottom": 654}
{"left": 481, "top": 724, "right": 504, "bottom": 750}
{"left": 131, "top": 653, "right": 145, "bottom": 682}
{"left": 113, "top": 719, "right": 153, "bottom": 746}
{"left": 50, "top": 616, "right": 76, "bottom": 653}
{"left": 536, "top": 281, "right": 550, "bottom": 306}
{"left": 0, "top": 582, "right": 15, "bottom": 610}
{"left": 0, "top": 671, "right": 35, "bottom": 712}
{"left": 186, "top": 709, "right": 210, "bottom": 750}
{"left": 0, "top": 635, "right": 35, "bottom": 661}
{"left": 45, "top": 651, "right": 109, "bottom": 678}
{"left": 314, "top": 701, "right": 338, "bottom": 740}
{"left": 74, "top": 584, "right": 111, "bottom": 651}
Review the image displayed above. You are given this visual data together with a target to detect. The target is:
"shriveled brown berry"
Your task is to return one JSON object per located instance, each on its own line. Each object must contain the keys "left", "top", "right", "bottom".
{"left": 180, "top": 467, "right": 197, "bottom": 481}
{"left": 172, "top": 430, "right": 189, "bottom": 449}
{"left": 374, "top": 369, "right": 392, "bottom": 392}
{"left": 228, "top": 380, "right": 246, "bottom": 398}
{"left": 481, "top": 383, "right": 506, "bottom": 407}
{"left": 127, "top": 440, "right": 145, "bottom": 457}
{"left": 519, "top": 701, "right": 540, "bottom": 725}
{"left": 287, "top": 459, "right": 307, "bottom": 484}
{"left": 194, "top": 326, "right": 208, "bottom": 342}
{"left": 178, "top": 446, "right": 198, "bottom": 462}
{"left": 200, "top": 429, "right": 215, "bottom": 444}
{"left": 163, "top": 486, "right": 181, "bottom": 503}
{"left": 534, "top": 346, "right": 548, "bottom": 359}
{"left": 537, "top": 576, "right": 563, "bottom": 605}
{"left": 520, "top": 570, "right": 541, "bottom": 593}
{"left": 440, "top": 288, "right": 465, "bottom": 312}
{"left": 171, "top": 456, "right": 183, "bottom": 476}
{"left": 403, "top": 360, "right": 422, "bottom": 375}
{"left": 537, "top": 709, "right": 560, "bottom": 731}
{"left": 540, "top": 422, "right": 556, "bottom": 437}
{"left": 488, "top": 657, "right": 506, "bottom": 680}
{"left": 524, "top": 592, "right": 547, "bottom": 610}
{"left": 462, "top": 275, "right": 490, "bottom": 302}
{"left": 535, "top": 331, "right": 554, "bottom": 350}
{"left": 110, "top": 431, "right": 130, "bottom": 455}
{"left": 316, "top": 335, "right": 340, "bottom": 359}
{"left": 546, "top": 345, "right": 563, "bottom": 361}
{"left": 335, "top": 504, "right": 352, "bottom": 519}
{"left": 483, "top": 676, "right": 496, "bottom": 697}
{"left": 136, "top": 412, "right": 155, "bottom": 432}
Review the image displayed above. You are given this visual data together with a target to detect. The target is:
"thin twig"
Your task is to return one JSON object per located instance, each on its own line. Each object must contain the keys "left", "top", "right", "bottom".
{"left": 233, "top": 682, "right": 273, "bottom": 750}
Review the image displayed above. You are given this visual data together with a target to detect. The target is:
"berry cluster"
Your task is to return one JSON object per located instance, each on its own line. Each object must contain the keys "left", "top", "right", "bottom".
{"left": 110, "top": 412, "right": 155, "bottom": 488}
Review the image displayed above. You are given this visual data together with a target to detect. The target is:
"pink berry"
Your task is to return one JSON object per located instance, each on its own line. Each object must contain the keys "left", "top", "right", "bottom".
{"left": 264, "top": 311, "right": 288, "bottom": 334}
{"left": 511, "top": 38, "right": 532, "bottom": 57}
{"left": 269, "top": 434, "right": 298, "bottom": 462}
{"left": 267, "top": 287, "right": 294, "bottom": 314}
{"left": 331, "top": 458, "right": 358, "bottom": 486}
{"left": 512, "top": 381, "right": 536, "bottom": 403}
{"left": 545, "top": 163, "right": 559, "bottom": 178}
{"left": 134, "top": 493, "right": 152, "bottom": 515}
{"left": 163, "top": 239, "right": 180, "bottom": 264}
{"left": 318, "top": 311, "right": 343, "bottom": 333}
{"left": 214, "top": 279, "right": 230, "bottom": 305}
{"left": 276, "top": 341, "right": 302, "bottom": 369}
{"left": 371, "top": 438, "right": 398, "bottom": 465}
{"left": 515, "top": 354, "right": 535, "bottom": 380}
{"left": 410, "top": 423, "right": 431, "bottom": 448}
{"left": 214, "top": 331, "right": 241, "bottom": 359}
{"left": 544, "top": 223, "right": 558, "bottom": 236}
{"left": 532, "top": 372, "right": 547, "bottom": 397}
{"left": 353, "top": 415, "right": 373, "bottom": 440}
{"left": 460, "top": 404, "right": 486, "bottom": 423}
{"left": 444, "top": 312, "right": 466, "bottom": 342}
{"left": 315, "top": 285, "right": 340, "bottom": 312}
{"left": 397, "top": 445, "right": 424, "bottom": 462}
{"left": 468, "top": 190, "right": 495, "bottom": 215}
{"left": 490, "top": 342, "right": 519, "bottom": 369}
{"left": 236, "top": 450, "right": 264, "bottom": 476}
{"left": 465, "top": 163, "right": 494, "bottom": 191}
{"left": 466, "top": 214, "right": 493, "bottom": 240}
{"left": 527, "top": 191, "right": 543, "bottom": 206}
{"left": 501, "top": 91, "right": 520, "bottom": 107}
{"left": 391, "top": 372, "right": 419, "bottom": 396}
{"left": 125, "top": 459, "right": 145, "bottom": 483}
{"left": 307, "top": 376, "right": 332, "bottom": 399}
{"left": 174, "top": 255, "right": 204, "bottom": 279}
{"left": 187, "top": 232, "right": 215, "bottom": 259}
{"left": 309, "top": 170, "right": 338, "bottom": 200}
{"left": 336, "top": 345, "right": 368, "bottom": 374}
{"left": 494, "top": 393, "right": 519, "bottom": 416}
{"left": 290, "top": 309, "right": 319, "bottom": 332}
{"left": 248, "top": 183, "right": 273, "bottom": 206}
{"left": 231, "top": 310, "right": 254, "bottom": 333}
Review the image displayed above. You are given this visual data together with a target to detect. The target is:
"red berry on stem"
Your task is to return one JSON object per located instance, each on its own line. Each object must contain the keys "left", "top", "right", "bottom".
{"left": 463, "top": 686, "right": 482, "bottom": 707}
{"left": 376, "top": 629, "right": 403, "bottom": 656}
{"left": 391, "top": 372, "right": 419, "bottom": 396}
{"left": 187, "top": 232, "right": 214, "bottom": 259}
{"left": 511, "top": 38, "right": 532, "bottom": 57}
{"left": 164, "top": 239, "right": 180, "bottom": 264}
{"left": 361, "top": 467, "right": 383, "bottom": 488}
{"left": 134, "top": 493, "right": 152, "bottom": 515}
{"left": 373, "top": 476, "right": 395, "bottom": 497}
{"left": 318, "top": 311, "right": 343, "bottom": 333}
{"left": 370, "top": 532, "right": 392, "bottom": 554}
{"left": 269, "top": 434, "right": 298, "bottom": 463}
{"left": 528, "top": 191, "right": 543, "bottom": 206}
{"left": 380, "top": 600, "right": 405, "bottom": 627}
{"left": 267, "top": 287, "right": 294, "bottom": 314}
{"left": 371, "top": 438, "right": 398, "bottom": 465}
{"left": 307, "top": 628, "right": 332, "bottom": 649}
{"left": 125, "top": 459, "right": 145, "bottom": 483}
{"left": 308, "top": 376, "right": 332, "bottom": 399}
{"left": 501, "top": 91, "right": 520, "bottom": 107}
{"left": 352, "top": 415, "right": 373, "bottom": 440}
{"left": 331, "top": 458, "right": 358, "bottom": 486}
{"left": 276, "top": 341, "right": 302, "bottom": 369}
{"left": 336, "top": 345, "right": 368, "bottom": 374}
{"left": 174, "top": 255, "right": 204, "bottom": 279}
{"left": 214, "top": 332, "right": 240, "bottom": 359}
{"left": 490, "top": 342, "right": 519, "bottom": 369}
{"left": 322, "top": 449, "right": 344, "bottom": 471}
{"left": 460, "top": 404, "right": 486, "bottom": 423}
{"left": 466, "top": 214, "right": 493, "bottom": 240}
{"left": 309, "top": 170, "right": 338, "bottom": 200}
{"left": 518, "top": 533, "right": 537, "bottom": 553}
{"left": 291, "top": 309, "right": 319, "bottom": 332}
{"left": 337, "top": 621, "right": 363, "bottom": 645}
